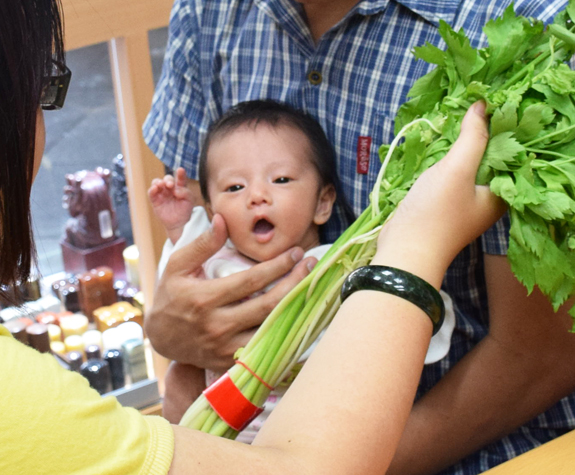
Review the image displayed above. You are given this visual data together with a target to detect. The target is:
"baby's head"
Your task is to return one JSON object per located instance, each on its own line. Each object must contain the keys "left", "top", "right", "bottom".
{"left": 199, "top": 100, "right": 341, "bottom": 262}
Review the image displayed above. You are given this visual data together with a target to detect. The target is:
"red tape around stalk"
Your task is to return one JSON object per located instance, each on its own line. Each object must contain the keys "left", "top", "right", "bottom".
{"left": 203, "top": 372, "right": 264, "bottom": 432}
{"left": 235, "top": 360, "right": 274, "bottom": 390}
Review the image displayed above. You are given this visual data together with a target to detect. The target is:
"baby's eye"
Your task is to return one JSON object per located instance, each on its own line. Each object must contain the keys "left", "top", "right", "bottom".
{"left": 274, "top": 177, "right": 292, "bottom": 184}
{"left": 225, "top": 184, "right": 244, "bottom": 192}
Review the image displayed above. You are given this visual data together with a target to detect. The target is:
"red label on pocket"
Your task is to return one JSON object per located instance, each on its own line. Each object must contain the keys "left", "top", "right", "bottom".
{"left": 357, "top": 136, "right": 371, "bottom": 174}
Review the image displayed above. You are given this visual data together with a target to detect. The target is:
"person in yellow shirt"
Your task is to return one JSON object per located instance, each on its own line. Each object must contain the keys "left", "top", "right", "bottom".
{"left": 0, "top": 0, "right": 503, "bottom": 473}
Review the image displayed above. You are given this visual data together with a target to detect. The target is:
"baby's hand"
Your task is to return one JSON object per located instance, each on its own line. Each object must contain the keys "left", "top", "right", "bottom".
{"left": 149, "top": 167, "right": 195, "bottom": 244}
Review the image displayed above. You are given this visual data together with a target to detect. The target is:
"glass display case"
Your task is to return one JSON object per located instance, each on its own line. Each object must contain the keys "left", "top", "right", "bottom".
{"left": 1, "top": 0, "right": 174, "bottom": 409}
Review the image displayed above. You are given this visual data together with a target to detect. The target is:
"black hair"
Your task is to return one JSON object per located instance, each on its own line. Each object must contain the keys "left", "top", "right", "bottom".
{"left": 198, "top": 99, "right": 355, "bottom": 227}
{"left": 0, "top": 0, "right": 65, "bottom": 302}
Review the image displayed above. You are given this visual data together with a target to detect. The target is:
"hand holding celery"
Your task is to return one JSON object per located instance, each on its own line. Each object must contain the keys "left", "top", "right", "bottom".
{"left": 386, "top": 2, "right": 575, "bottom": 317}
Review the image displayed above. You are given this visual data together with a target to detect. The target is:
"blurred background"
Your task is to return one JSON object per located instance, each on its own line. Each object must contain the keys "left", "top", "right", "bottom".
{"left": 31, "top": 28, "right": 168, "bottom": 277}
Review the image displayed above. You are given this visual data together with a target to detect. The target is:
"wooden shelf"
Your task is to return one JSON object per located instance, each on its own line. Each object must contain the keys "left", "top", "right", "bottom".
{"left": 484, "top": 429, "right": 575, "bottom": 474}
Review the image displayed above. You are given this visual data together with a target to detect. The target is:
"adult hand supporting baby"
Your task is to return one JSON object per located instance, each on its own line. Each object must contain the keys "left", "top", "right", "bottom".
{"left": 145, "top": 213, "right": 317, "bottom": 372}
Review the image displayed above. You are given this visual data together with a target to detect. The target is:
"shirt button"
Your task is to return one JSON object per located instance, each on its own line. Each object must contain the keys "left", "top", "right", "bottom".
{"left": 308, "top": 70, "right": 322, "bottom": 85}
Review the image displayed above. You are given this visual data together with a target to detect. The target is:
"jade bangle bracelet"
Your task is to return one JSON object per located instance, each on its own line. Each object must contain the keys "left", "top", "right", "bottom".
{"left": 340, "top": 265, "right": 445, "bottom": 335}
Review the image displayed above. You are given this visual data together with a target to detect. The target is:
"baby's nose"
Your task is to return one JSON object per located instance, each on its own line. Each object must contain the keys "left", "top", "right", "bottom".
{"left": 248, "top": 184, "right": 271, "bottom": 207}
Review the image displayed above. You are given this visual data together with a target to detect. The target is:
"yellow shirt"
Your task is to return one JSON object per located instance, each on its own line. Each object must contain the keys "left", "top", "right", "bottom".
{"left": 0, "top": 325, "right": 174, "bottom": 475}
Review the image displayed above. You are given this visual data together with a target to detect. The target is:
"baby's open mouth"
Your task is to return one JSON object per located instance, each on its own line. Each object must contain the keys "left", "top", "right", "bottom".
{"left": 253, "top": 218, "right": 275, "bottom": 235}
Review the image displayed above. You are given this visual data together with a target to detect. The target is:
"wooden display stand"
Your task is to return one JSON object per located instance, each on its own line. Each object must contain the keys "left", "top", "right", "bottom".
{"left": 61, "top": 237, "right": 127, "bottom": 280}
{"left": 484, "top": 429, "right": 575, "bottom": 474}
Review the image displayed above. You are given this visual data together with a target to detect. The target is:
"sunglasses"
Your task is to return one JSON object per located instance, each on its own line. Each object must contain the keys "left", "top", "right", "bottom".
{"left": 40, "top": 60, "right": 72, "bottom": 110}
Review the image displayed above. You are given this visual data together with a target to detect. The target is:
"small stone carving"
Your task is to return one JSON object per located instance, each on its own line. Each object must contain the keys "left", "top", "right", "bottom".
{"left": 62, "top": 167, "right": 118, "bottom": 249}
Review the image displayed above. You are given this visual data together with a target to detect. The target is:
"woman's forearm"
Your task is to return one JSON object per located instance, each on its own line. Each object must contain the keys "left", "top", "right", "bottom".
{"left": 169, "top": 286, "right": 435, "bottom": 474}
{"left": 252, "top": 289, "right": 434, "bottom": 473}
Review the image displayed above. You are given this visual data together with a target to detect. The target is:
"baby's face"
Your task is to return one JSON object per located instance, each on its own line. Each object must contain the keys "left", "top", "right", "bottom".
{"left": 206, "top": 124, "right": 334, "bottom": 262}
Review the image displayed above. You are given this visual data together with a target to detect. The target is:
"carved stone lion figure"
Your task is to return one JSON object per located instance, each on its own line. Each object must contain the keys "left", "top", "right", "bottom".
{"left": 62, "top": 167, "right": 119, "bottom": 249}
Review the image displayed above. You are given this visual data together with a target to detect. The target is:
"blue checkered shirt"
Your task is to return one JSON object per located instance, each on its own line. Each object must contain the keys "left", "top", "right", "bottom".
{"left": 144, "top": 1, "right": 572, "bottom": 473}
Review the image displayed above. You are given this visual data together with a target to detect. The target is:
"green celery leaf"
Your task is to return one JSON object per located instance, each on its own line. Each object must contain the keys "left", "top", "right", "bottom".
{"left": 466, "top": 81, "right": 490, "bottom": 100}
{"left": 482, "top": 5, "right": 538, "bottom": 82}
{"left": 515, "top": 103, "right": 556, "bottom": 142}
{"left": 518, "top": 97, "right": 544, "bottom": 117}
{"left": 413, "top": 43, "right": 446, "bottom": 66}
{"left": 490, "top": 174, "right": 518, "bottom": 204}
{"left": 556, "top": 162, "right": 575, "bottom": 188}
{"left": 441, "top": 112, "right": 462, "bottom": 144}
{"left": 552, "top": 116, "right": 575, "bottom": 145}
{"left": 567, "top": 0, "right": 575, "bottom": 23}
{"left": 534, "top": 239, "right": 575, "bottom": 303}
{"left": 378, "top": 144, "right": 390, "bottom": 164}
{"left": 395, "top": 90, "right": 445, "bottom": 133}
{"left": 476, "top": 162, "right": 494, "bottom": 185}
{"left": 483, "top": 131, "right": 525, "bottom": 170}
{"left": 508, "top": 236, "right": 536, "bottom": 293}
{"left": 490, "top": 102, "right": 518, "bottom": 136}
{"left": 532, "top": 84, "right": 575, "bottom": 123}
{"left": 521, "top": 208, "right": 549, "bottom": 234}
{"left": 514, "top": 174, "right": 545, "bottom": 207}
{"left": 509, "top": 212, "right": 546, "bottom": 257}
{"left": 384, "top": 157, "right": 401, "bottom": 184}
{"left": 407, "top": 66, "right": 445, "bottom": 99}
{"left": 537, "top": 168, "right": 570, "bottom": 192}
{"left": 539, "top": 63, "right": 575, "bottom": 95}
{"left": 439, "top": 20, "right": 486, "bottom": 84}
{"left": 425, "top": 136, "right": 451, "bottom": 155}
{"left": 530, "top": 190, "right": 575, "bottom": 220}
{"left": 549, "top": 244, "right": 575, "bottom": 309}
{"left": 537, "top": 161, "right": 575, "bottom": 190}
{"left": 489, "top": 77, "right": 531, "bottom": 108}
{"left": 552, "top": 141, "right": 575, "bottom": 159}
{"left": 551, "top": 278, "right": 575, "bottom": 311}
{"left": 400, "top": 128, "right": 428, "bottom": 182}
{"left": 388, "top": 189, "right": 408, "bottom": 205}
{"left": 396, "top": 68, "right": 447, "bottom": 132}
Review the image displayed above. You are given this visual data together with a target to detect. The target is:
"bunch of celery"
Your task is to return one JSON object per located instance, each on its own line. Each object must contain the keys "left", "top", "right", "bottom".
{"left": 180, "top": 1, "right": 575, "bottom": 438}
{"left": 381, "top": 1, "right": 575, "bottom": 316}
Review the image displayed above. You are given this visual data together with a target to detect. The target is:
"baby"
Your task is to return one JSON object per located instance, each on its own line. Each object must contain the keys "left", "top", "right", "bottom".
{"left": 149, "top": 100, "right": 455, "bottom": 442}
{"left": 149, "top": 100, "right": 350, "bottom": 440}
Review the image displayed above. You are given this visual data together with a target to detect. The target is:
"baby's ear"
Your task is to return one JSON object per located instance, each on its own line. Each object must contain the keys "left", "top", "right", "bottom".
{"left": 313, "top": 184, "right": 336, "bottom": 225}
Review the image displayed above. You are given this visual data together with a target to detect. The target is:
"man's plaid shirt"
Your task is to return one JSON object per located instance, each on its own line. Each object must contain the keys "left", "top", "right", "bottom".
{"left": 144, "top": 1, "right": 572, "bottom": 472}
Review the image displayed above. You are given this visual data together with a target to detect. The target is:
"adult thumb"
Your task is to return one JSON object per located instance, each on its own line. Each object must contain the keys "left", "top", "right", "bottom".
{"left": 456, "top": 102, "right": 507, "bottom": 228}
{"left": 444, "top": 101, "right": 490, "bottom": 181}
{"left": 165, "top": 213, "right": 229, "bottom": 275}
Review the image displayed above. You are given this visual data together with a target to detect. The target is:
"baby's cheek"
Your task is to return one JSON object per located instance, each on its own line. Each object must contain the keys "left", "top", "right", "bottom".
{"left": 216, "top": 208, "right": 242, "bottom": 235}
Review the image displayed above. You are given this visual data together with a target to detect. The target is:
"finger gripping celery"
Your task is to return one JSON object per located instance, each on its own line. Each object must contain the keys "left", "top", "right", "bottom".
{"left": 180, "top": 1, "right": 575, "bottom": 438}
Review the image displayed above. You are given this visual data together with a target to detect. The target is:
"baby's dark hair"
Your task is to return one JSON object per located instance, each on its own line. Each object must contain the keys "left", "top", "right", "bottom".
{"left": 198, "top": 99, "right": 355, "bottom": 223}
